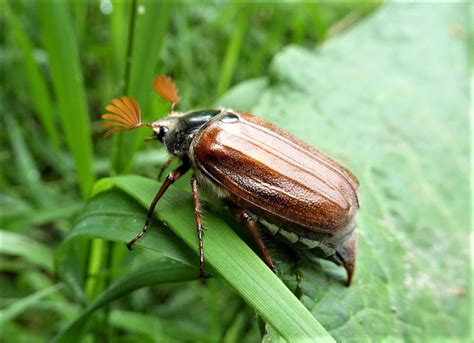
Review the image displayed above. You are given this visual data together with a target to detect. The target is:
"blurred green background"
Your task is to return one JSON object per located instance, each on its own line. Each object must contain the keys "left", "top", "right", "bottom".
{"left": 1, "top": 1, "right": 470, "bottom": 342}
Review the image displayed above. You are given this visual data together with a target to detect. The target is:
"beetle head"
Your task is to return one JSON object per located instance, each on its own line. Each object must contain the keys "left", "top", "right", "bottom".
{"left": 101, "top": 75, "right": 181, "bottom": 140}
{"left": 149, "top": 111, "right": 219, "bottom": 156}
{"left": 149, "top": 115, "right": 180, "bottom": 144}
{"left": 102, "top": 76, "right": 221, "bottom": 157}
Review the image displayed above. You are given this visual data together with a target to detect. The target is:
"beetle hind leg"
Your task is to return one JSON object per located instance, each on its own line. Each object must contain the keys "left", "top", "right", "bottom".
{"left": 238, "top": 210, "right": 276, "bottom": 273}
{"left": 335, "top": 230, "right": 357, "bottom": 287}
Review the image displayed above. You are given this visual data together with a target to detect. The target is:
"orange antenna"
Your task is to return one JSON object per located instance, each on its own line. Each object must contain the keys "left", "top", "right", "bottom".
{"left": 153, "top": 75, "right": 180, "bottom": 110}
{"left": 101, "top": 96, "right": 150, "bottom": 137}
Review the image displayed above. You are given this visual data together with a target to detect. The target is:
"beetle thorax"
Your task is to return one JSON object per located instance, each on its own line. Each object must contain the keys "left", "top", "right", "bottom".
{"left": 152, "top": 110, "right": 222, "bottom": 157}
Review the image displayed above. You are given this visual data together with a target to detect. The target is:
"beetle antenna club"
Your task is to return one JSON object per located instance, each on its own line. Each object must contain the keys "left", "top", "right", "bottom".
{"left": 101, "top": 96, "right": 151, "bottom": 137}
{"left": 103, "top": 75, "right": 360, "bottom": 286}
{"left": 153, "top": 75, "right": 180, "bottom": 110}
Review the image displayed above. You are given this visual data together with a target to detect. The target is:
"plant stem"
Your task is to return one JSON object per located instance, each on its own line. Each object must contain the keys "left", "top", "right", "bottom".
{"left": 122, "top": 0, "right": 137, "bottom": 96}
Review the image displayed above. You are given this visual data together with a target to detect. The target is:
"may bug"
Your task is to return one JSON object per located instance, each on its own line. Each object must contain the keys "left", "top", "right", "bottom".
{"left": 102, "top": 76, "right": 360, "bottom": 286}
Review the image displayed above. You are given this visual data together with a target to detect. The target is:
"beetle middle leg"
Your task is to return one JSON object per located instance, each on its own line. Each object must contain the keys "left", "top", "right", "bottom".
{"left": 238, "top": 210, "right": 275, "bottom": 272}
{"left": 191, "top": 175, "right": 205, "bottom": 279}
{"left": 127, "top": 161, "right": 190, "bottom": 250}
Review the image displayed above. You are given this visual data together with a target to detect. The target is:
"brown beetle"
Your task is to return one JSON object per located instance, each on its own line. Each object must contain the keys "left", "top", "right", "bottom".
{"left": 102, "top": 76, "right": 360, "bottom": 286}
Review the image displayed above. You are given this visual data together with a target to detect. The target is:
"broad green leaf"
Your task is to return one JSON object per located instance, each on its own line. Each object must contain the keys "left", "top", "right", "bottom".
{"left": 221, "top": 2, "right": 470, "bottom": 341}
{"left": 69, "top": 176, "right": 334, "bottom": 342}
{"left": 39, "top": 1, "right": 94, "bottom": 199}
{"left": 61, "top": 189, "right": 197, "bottom": 267}
{"left": 216, "top": 77, "right": 268, "bottom": 111}
{"left": 55, "top": 261, "right": 197, "bottom": 342}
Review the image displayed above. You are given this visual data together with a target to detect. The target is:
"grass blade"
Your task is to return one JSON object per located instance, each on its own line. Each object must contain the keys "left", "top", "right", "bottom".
{"left": 216, "top": 6, "right": 249, "bottom": 97}
{"left": 5, "top": 3, "right": 59, "bottom": 148}
{"left": 109, "top": 0, "right": 129, "bottom": 90}
{"left": 111, "top": 0, "right": 171, "bottom": 173}
{"left": 4, "top": 115, "right": 51, "bottom": 206}
{"left": 55, "top": 261, "right": 196, "bottom": 342}
{"left": 0, "top": 284, "right": 62, "bottom": 326}
{"left": 85, "top": 176, "right": 334, "bottom": 342}
{"left": 0, "top": 230, "right": 54, "bottom": 272}
{"left": 39, "top": 1, "right": 94, "bottom": 199}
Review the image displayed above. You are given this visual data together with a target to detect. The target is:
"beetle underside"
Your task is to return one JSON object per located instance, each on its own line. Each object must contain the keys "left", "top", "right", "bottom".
{"left": 265, "top": 219, "right": 357, "bottom": 286}
{"left": 244, "top": 203, "right": 357, "bottom": 286}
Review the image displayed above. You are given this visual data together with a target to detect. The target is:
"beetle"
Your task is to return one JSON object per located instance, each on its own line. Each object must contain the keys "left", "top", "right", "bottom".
{"left": 102, "top": 75, "right": 360, "bottom": 286}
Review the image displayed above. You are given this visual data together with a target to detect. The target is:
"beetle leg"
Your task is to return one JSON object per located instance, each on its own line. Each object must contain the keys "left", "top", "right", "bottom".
{"left": 239, "top": 211, "right": 276, "bottom": 273}
{"left": 191, "top": 176, "right": 205, "bottom": 279}
{"left": 335, "top": 230, "right": 357, "bottom": 287}
{"left": 157, "top": 157, "right": 175, "bottom": 181}
{"left": 127, "top": 161, "right": 190, "bottom": 250}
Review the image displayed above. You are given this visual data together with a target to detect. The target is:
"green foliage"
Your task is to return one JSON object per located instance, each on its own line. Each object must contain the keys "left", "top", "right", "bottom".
{"left": 39, "top": 1, "right": 94, "bottom": 199}
{"left": 3, "top": 1, "right": 469, "bottom": 342}
{"left": 5, "top": 3, "right": 58, "bottom": 148}
{"left": 56, "top": 259, "right": 198, "bottom": 342}
{"left": 57, "top": 176, "right": 332, "bottom": 341}
{"left": 111, "top": 0, "right": 172, "bottom": 173}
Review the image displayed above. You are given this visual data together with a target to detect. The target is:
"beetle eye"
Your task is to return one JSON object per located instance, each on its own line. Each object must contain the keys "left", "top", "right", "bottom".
{"left": 157, "top": 126, "right": 169, "bottom": 142}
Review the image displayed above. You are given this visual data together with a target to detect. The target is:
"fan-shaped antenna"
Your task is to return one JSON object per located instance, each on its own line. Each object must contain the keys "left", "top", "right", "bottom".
{"left": 101, "top": 96, "right": 150, "bottom": 137}
{"left": 153, "top": 75, "right": 180, "bottom": 110}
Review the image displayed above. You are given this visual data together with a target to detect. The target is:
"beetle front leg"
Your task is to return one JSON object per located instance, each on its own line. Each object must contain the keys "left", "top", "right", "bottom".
{"left": 191, "top": 176, "right": 205, "bottom": 279}
{"left": 239, "top": 210, "right": 276, "bottom": 273}
{"left": 157, "top": 157, "right": 175, "bottom": 181}
{"left": 127, "top": 161, "right": 190, "bottom": 250}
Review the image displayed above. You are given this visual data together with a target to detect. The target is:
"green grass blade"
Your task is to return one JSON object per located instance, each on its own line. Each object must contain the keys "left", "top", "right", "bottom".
{"left": 111, "top": 0, "right": 171, "bottom": 174}
{"left": 0, "top": 284, "right": 62, "bottom": 326}
{"left": 216, "top": 7, "right": 249, "bottom": 97}
{"left": 109, "top": 0, "right": 129, "bottom": 90}
{"left": 5, "top": 3, "right": 59, "bottom": 148}
{"left": 4, "top": 115, "right": 51, "bottom": 206}
{"left": 108, "top": 310, "right": 171, "bottom": 341}
{"left": 39, "top": 1, "right": 94, "bottom": 199}
{"left": 55, "top": 261, "right": 197, "bottom": 342}
{"left": 1, "top": 202, "right": 82, "bottom": 233}
{"left": 0, "top": 230, "right": 54, "bottom": 272}
{"left": 84, "top": 238, "right": 106, "bottom": 299}
{"left": 84, "top": 175, "right": 334, "bottom": 342}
